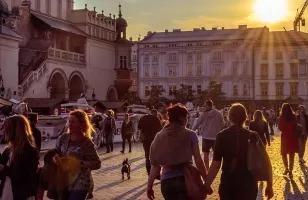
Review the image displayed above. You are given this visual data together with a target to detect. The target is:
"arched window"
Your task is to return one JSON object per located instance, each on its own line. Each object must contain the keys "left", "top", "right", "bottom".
{"left": 233, "top": 85, "right": 238, "bottom": 96}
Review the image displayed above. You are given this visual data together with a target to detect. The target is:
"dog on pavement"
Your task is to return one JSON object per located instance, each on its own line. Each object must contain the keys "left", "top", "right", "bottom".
{"left": 121, "top": 158, "right": 131, "bottom": 180}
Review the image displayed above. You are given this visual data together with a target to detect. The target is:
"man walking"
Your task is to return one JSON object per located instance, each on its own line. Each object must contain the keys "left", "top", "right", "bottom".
{"left": 102, "top": 109, "right": 116, "bottom": 153}
{"left": 298, "top": 105, "right": 308, "bottom": 164}
{"left": 138, "top": 109, "right": 162, "bottom": 175}
{"left": 192, "top": 99, "right": 224, "bottom": 170}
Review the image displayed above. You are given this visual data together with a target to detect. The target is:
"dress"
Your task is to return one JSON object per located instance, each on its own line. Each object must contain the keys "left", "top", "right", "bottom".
{"left": 279, "top": 117, "right": 299, "bottom": 154}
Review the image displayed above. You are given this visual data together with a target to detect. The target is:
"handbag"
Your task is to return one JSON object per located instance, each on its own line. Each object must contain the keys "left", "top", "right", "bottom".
{"left": 247, "top": 132, "right": 272, "bottom": 181}
{"left": 295, "top": 123, "right": 303, "bottom": 137}
{"left": 182, "top": 164, "right": 206, "bottom": 200}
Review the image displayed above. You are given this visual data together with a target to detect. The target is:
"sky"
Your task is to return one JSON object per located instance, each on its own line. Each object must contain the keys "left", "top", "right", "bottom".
{"left": 75, "top": 0, "right": 308, "bottom": 40}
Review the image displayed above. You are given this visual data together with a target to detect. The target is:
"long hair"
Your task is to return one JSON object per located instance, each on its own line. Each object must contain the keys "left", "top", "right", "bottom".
{"left": 252, "top": 110, "right": 267, "bottom": 124}
{"left": 3, "top": 115, "right": 36, "bottom": 160}
{"left": 69, "top": 110, "right": 95, "bottom": 139}
{"left": 280, "top": 103, "right": 296, "bottom": 122}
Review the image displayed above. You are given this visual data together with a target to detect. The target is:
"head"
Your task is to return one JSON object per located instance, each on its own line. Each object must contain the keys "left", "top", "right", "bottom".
{"left": 167, "top": 103, "right": 189, "bottom": 126}
{"left": 228, "top": 103, "right": 248, "bottom": 127}
{"left": 44, "top": 149, "right": 59, "bottom": 166}
{"left": 280, "top": 103, "right": 295, "bottom": 122}
{"left": 107, "top": 109, "right": 114, "bottom": 118}
{"left": 2, "top": 115, "right": 36, "bottom": 155}
{"left": 299, "top": 105, "right": 306, "bottom": 115}
{"left": 253, "top": 110, "right": 266, "bottom": 123}
{"left": 124, "top": 113, "right": 129, "bottom": 121}
{"left": 68, "top": 110, "right": 95, "bottom": 139}
{"left": 150, "top": 109, "right": 158, "bottom": 116}
{"left": 205, "top": 99, "right": 213, "bottom": 111}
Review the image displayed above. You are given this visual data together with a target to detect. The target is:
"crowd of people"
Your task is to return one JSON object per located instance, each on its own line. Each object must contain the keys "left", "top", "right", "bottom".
{"left": 0, "top": 99, "right": 307, "bottom": 200}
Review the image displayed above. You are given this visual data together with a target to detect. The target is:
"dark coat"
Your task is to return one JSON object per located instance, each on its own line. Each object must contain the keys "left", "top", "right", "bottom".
{"left": 0, "top": 145, "right": 39, "bottom": 200}
{"left": 121, "top": 120, "right": 134, "bottom": 139}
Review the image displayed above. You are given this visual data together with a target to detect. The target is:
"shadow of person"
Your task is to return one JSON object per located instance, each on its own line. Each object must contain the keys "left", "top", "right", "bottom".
{"left": 284, "top": 176, "right": 308, "bottom": 199}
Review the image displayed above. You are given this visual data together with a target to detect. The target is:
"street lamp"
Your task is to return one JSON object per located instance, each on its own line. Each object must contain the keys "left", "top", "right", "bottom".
{"left": 0, "top": 84, "right": 5, "bottom": 97}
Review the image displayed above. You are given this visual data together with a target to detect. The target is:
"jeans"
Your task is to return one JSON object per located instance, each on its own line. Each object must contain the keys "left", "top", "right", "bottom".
{"left": 219, "top": 172, "right": 258, "bottom": 200}
{"left": 68, "top": 190, "right": 88, "bottom": 200}
{"left": 143, "top": 142, "right": 151, "bottom": 174}
{"left": 105, "top": 132, "right": 114, "bottom": 152}
{"left": 122, "top": 136, "right": 132, "bottom": 152}
{"left": 299, "top": 135, "right": 308, "bottom": 159}
{"left": 161, "top": 176, "right": 187, "bottom": 200}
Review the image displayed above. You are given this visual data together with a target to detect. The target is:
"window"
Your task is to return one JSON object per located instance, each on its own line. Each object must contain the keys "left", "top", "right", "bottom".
{"left": 290, "top": 50, "right": 298, "bottom": 59}
{"left": 276, "top": 82, "right": 284, "bottom": 97}
{"left": 275, "top": 63, "right": 284, "bottom": 79}
{"left": 168, "top": 53, "right": 177, "bottom": 62}
{"left": 188, "top": 85, "right": 193, "bottom": 96}
{"left": 299, "top": 60, "right": 307, "bottom": 76}
{"left": 152, "top": 65, "right": 159, "bottom": 77}
{"left": 276, "top": 51, "right": 283, "bottom": 60}
{"left": 290, "top": 82, "right": 298, "bottom": 96}
{"left": 196, "top": 64, "right": 202, "bottom": 75}
{"left": 152, "top": 55, "right": 159, "bottom": 63}
{"left": 144, "top": 55, "right": 149, "bottom": 63}
{"left": 168, "top": 66, "right": 176, "bottom": 77}
{"left": 144, "top": 65, "right": 149, "bottom": 77}
{"left": 261, "top": 52, "right": 268, "bottom": 60}
{"left": 233, "top": 85, "right": 238, "bottom": 96}
{"left": 212, "top": 64, "right": 222, "bottom": 76}
{"left": 260, "top": 82, "right": 268, "bottom": 96}
{"left": 187, "top": 43, "right": 193, "bottom": 47}
{"left": 260, "top": 64, "right": 268, "bottom": 79}
{"left": 58, "top": 0, "right": 62, "bottom": 18}
{"left": 242, "top": 62, "right": 248, "bottom": 75}
{"left": 197, "top": 53, "right": 202, "bottom": 61}
{"left": 197, "top": 85, "right": 202, "bottom": 94}
{"left": 187, "top": 64, "right": 193, "bottom": 76}
{"left": 169, "top": 43, "right": 177, "bottom": 48}
{"left": 169, "top": 85, "right": 176, "bottom": 96}
{"left": 187, "top": 53, "right": 193, "bottom": 62}
{"left": 213, "top": 51, "right": 223, "bottom": 61}
{"left": 232, "top": 62, "right": 238, "bottom": 75}
{"left": 120, "top": 56, "right": 127, "bottom": 69}
{"left": 290, "top": 63, "right": 299, "bottom": 78}
{"left": 243, "top": 84, "right": 249, "bottom": 96}
{"left": 144, "top": 86, "right": 150, "bottom": 96}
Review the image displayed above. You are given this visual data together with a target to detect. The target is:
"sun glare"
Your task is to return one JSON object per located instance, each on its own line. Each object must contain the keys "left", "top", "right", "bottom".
{"left": 254, "top": 0, "right": 288, "bottom": 23}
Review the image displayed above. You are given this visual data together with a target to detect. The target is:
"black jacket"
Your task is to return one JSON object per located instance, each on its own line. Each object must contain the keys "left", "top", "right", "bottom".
{"left": 0, "top": 145, "right": 39, "bottom": 200}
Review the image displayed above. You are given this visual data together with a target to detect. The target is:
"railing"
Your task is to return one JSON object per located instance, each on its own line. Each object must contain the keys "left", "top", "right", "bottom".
{"left": 48, "top": 48, "right": 86, "bottom": 64}
{"left": 19, "top": 62, "right": 47, "bottom": 96}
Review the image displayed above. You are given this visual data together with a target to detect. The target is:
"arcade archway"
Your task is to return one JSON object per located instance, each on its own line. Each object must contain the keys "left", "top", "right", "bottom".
{"left": 69, "top": 73, "right": 85, "bottom": 101}
{"left": 49, "top": 72, "right": 66, "bottom": 100}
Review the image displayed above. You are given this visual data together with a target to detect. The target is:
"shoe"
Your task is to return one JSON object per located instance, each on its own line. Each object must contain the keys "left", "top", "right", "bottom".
{"left": 283, "top": 169, "right": 289, "bottom": 175}
{"left": 120, "top": 150, "right": 124, "bottom": 153}
{"left": 289, "top": 171, "right": 293, "bottom": 179}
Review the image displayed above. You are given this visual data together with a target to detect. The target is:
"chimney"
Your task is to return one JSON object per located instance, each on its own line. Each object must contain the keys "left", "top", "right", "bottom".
{"left": 165, "top": 29, "right": 168, "bottom": 33}
{"left": 222, "top": 27, "right": 225, "bottom": 30}
{"left": 201, "top": 27, "right": 205, "bottom": 31}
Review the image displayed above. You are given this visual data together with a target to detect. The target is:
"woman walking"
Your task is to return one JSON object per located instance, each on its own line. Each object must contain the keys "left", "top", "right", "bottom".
{"left": 0, "top": 115, "right": 39, "bottom": 199}
{"left": 120, "top": 113, "right": 133, "bottom": 153}
{"left": 249, "top": 110, "right": 271, "bottom": 147}
{"left": 279, "top": 103, "right": 299, "bottom": 177}
{"left": 297, "top": 105, "right": 308, "bottom": 164}
{"left": 205, "top": 103, "right": 273, "bottom": 200}
{"left": 147, "top": 104, "right": 207, "bottom": 200}
{"left": 55, "top": 110, "right": 101, "bottom": 199}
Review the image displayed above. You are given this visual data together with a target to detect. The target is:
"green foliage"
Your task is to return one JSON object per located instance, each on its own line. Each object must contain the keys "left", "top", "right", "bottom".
{"left": 146, "top": 85, "right": 165, "bottom": 106}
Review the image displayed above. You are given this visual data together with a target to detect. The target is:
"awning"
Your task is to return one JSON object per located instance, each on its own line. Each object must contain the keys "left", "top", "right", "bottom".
{"left": 31, "top": 12, "right": 86, "bottom": 37}
{"left": 0, "top": 98, "right": 13, "bottom": 108}
{"left": 25, "top": 98, "right": 64, "bottom": 108}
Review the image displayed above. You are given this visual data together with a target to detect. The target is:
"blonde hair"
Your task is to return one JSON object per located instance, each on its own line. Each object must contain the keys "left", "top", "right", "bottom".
{"left": 3, "top": 115, "right": 36, "bottom": 160}
{"left": 107, "top": 109, "right": 115, "bottom": 117}
{"left": 69, "top": 110, "right": 95, "bottom": 138}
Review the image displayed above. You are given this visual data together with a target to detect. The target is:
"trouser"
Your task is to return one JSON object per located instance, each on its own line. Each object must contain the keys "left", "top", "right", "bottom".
{"left": 219, "top": 172, "right": 258, "bottom": 200}
{"left": 299, "top": 135, "right": 308, "bottom": 159}
{"left": 143, "top": 142, "right": 151, "bottom": 174}
{"left": 269, "top": 123, "right": 274, "bottom": 135}
{"left": 122, "top": 136, "right": 132, "bottom": 152}
{"left": 68, "top": 190, "right": 88, "bottom": 200}
{"left": 161, "top": 176, "right": 187, "bottom": 200}
{"left": 105, "top": 132, "right": 114, "bottom": 152}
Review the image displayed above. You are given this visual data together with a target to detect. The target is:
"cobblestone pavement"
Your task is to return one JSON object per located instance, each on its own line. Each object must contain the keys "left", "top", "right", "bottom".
{"left": 80, "top": 135, "right": 308, "bottom": 200}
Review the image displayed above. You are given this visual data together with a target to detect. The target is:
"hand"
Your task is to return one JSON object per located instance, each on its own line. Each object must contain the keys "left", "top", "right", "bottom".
{"left": 204, "top": 183, "right": 213, "bottom": 195}
{"left": 265, "top": 185, "right": 274, "bottom": 199}
{"left": 147, "top": 187, "right": 155, "bottom": 200}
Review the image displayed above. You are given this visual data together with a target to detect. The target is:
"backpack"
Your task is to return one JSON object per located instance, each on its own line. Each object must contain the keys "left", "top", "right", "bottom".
{"left": 104, "top": 117, "right": 113, "bottom": 133}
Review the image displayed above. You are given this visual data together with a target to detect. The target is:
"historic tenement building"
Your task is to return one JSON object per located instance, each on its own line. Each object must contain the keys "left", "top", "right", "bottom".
{"left": 138, "top": 26, "right": 308, "bottom": 107}
{"left": 138, "top": 26, "right": 265, "bottom": 102}
{"left": 1, "top": 0, "right": 133, "bottom": 108}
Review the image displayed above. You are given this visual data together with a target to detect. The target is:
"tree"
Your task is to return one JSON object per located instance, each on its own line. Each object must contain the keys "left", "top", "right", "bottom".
{"left": 206, "top": 81, "right": 225, "bottom": 103}
{"left": 146, "top": 85, "right": 165, "bottom": 106}
{"left": 123, "top": 91, "right": 141, "bottom": 104}
{"left": 173, "top": 84, "right": 195, "bottom": 103}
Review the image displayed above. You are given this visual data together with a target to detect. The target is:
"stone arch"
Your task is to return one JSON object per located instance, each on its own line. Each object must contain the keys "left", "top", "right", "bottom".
{"left": 69, "top": 71, "right": 86, "bottom": 101}
{"left": 106, "top": 86, "right": 118, "bottom": 101}
{"left": 48, "top": 69, "right": 68, "bottom": 100}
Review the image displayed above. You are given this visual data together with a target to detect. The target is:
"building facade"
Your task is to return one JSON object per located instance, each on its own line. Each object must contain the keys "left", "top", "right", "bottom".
{"left": 1, "top": 0, "right": 132, "bottom": 108}
{"left": 138, "top": 26, "right": 265, "bottom": 102}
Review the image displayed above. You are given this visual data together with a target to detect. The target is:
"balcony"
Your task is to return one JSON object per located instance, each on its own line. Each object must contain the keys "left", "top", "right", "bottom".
{"left": 48, "top": 48, "right": 86, "bottom": 64}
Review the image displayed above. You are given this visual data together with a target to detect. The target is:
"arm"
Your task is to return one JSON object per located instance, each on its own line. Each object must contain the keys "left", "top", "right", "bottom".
{"left": 192, "top": 113, "right": 204, "bottom": 131}
{"left": 204, "top": 160, "right": 221, "bottom": 187}
{"left": 81, "top": 141, "right": 101, "bottom": 170}
{"left": 147, "top": 165, "right": 161, "bottom": 200}
{"left": 265, "top": 122, "right": 271, "bottom": 146}
{"left": 192, "top": 143, "right": 207, "bottom": 182}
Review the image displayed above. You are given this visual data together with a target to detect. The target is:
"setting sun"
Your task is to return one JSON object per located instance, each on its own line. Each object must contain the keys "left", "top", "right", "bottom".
{"left": 254, "top": 0, "right": 288, "bottom": 23}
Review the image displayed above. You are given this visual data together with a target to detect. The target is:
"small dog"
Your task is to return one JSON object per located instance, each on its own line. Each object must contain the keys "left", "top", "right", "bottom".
{"left": 121, "top": 158, "right": 131, "bottom": 180}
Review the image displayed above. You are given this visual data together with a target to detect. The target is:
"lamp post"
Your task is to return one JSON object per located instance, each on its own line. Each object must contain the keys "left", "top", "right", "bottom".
{"left": 0, "top": 83, "right": 5, "bottom": 97}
